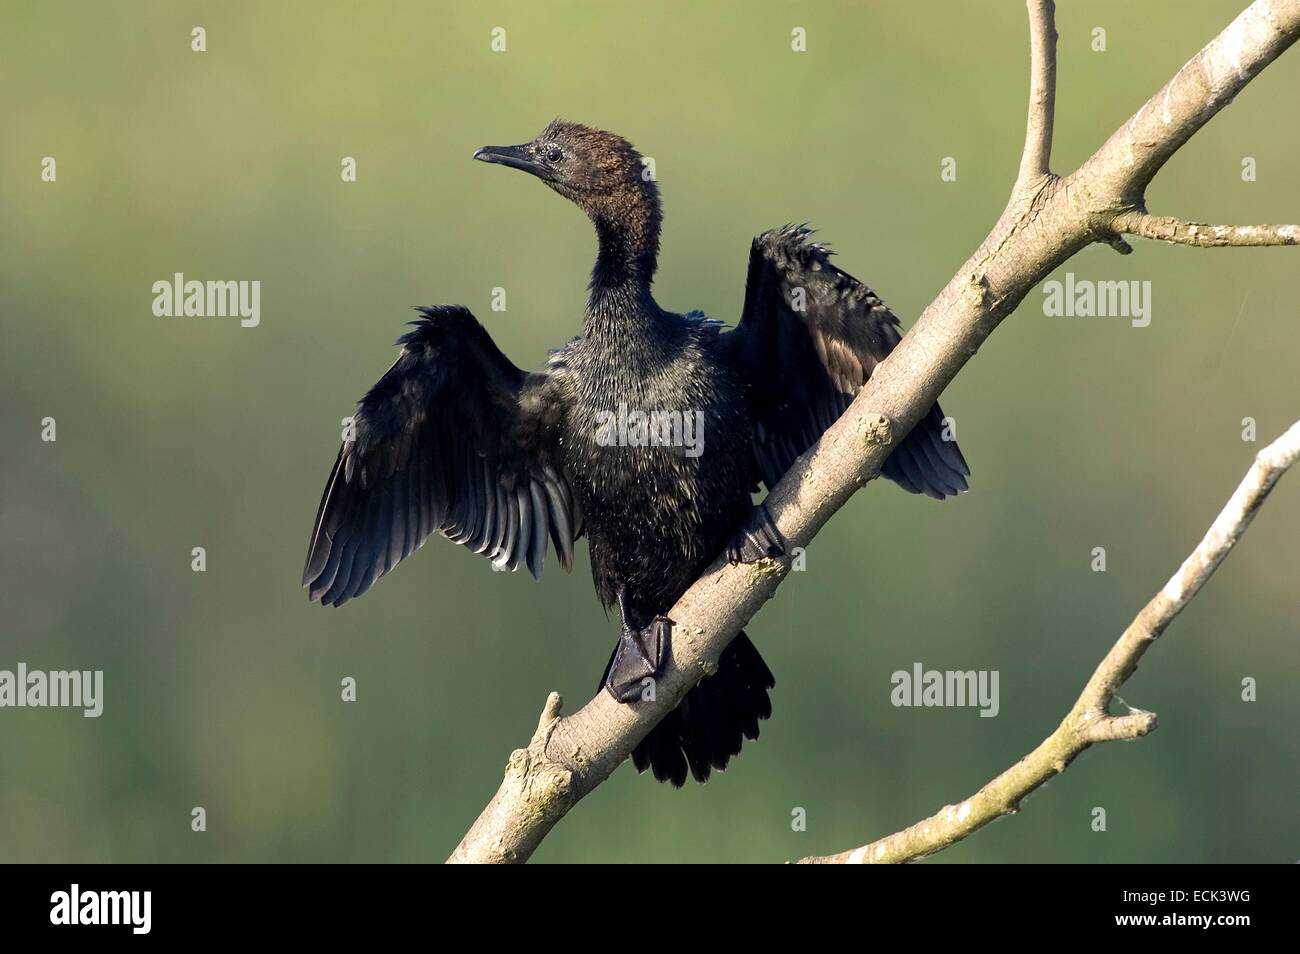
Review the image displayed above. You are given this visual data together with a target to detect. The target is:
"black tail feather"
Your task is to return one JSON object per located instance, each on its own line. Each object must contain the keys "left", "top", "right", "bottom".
{"left": 881, "top": 403, "right": 970, "bottom": 499}
{"left": 628, "top": 631, "right": 775, "bottom": 787}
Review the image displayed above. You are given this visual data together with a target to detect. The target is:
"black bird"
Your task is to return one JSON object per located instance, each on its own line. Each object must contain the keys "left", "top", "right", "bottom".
{"left": 302, "top": 120, "right": 969, "bottom": 786}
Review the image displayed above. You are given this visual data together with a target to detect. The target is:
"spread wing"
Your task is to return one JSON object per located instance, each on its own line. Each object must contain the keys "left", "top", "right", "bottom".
{"left": 723, "top": 225, "right": 970, "bottom": 499}
{"left": 302, "top": 305, "right": 581, "bottom": 607}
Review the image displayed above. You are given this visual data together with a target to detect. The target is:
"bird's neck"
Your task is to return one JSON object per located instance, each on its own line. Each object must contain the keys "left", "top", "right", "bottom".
{"left": 584, "top": 193, "right": 662, "bottom": 336}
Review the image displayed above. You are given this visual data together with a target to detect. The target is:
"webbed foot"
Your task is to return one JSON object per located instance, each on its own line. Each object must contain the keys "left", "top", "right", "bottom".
{"left": 605, "top": 616, "right": 671, "bottom": 703}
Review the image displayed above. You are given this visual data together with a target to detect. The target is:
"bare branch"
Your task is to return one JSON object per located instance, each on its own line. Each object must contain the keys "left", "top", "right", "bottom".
{"left": 447, "top": 2, "right": 1300, "bottom": 864}
{"left": 1017, "top": 0, "right": 1058, "bottom": 186}
{"left": 1078, "top": 711, "right": 1157, "bottom": 744}
{"left": 799, "top": 421, "right": 1300, "bottom": 864}
{"left": 446, "top": 692, "right": 570, "bottom": 864}
{"left": 1079, "top": 0, "right": 1300, "bottom": 204}
{"left": 1154, "top": 421, "right": 1300, "bottom": 609}
{"left": 1115, "top": 212, "right": 1300, "bottom": 247}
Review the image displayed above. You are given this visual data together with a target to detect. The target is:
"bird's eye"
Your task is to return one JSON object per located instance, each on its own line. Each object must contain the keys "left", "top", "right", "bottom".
{"left": 546, "top": 146, "right": 564, "bottom": 163}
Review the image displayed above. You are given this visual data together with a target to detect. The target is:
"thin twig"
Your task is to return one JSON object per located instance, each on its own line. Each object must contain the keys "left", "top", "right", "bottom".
{"left": 1115, "top": 212, "right": 1300, "bottom": 247}
{"left": 1017, "top": 0, "right": 1058, "bottom": 185}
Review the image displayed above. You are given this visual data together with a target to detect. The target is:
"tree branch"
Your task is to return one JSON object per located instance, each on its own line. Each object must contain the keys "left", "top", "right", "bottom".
{"left": 1079, "top": 0, "right": 1300, "bottom": 205}
{"left": 799, "top": 421, "right": 1300, "bottom": 864}
{"left": 447, "top": 0, "right": 1300, "bottom": 864}
{"left": 1114, "top": 212, "right": 1300, "bottom": 247}
{"left": 1017, "top": 0, "right": 1058, "bottom": 186}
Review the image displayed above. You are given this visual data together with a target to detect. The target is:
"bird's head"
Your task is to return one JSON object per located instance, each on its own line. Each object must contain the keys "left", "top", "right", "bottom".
{"left": 474, "top": 120, "right": 662, "bottom": 283}
{"left": 475, "top": 120, "right": 656, "bottom": 210}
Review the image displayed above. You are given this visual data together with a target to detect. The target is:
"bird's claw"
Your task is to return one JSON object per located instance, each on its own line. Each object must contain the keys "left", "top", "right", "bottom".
{"left": 725, "top": 503, "right": 786, "bottom": 564}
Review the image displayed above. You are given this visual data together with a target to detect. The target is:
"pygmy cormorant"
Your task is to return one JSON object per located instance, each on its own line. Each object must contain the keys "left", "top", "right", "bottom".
{"left": 302, "top": 121, "right": 969, "bottom": 786}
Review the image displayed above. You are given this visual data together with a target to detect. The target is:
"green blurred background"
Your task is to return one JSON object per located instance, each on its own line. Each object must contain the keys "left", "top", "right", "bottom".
{"left": 1, "top": 1, "right": 1296, "bottom": 863}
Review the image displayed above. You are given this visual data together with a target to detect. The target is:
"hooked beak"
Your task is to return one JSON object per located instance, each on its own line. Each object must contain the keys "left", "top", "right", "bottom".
{"left": 473, "top": 144, "right": 551, "bottom": 180}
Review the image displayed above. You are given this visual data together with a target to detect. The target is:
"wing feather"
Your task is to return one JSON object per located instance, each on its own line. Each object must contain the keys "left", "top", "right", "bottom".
{"left": 302, "top": 305, "right": 582, "bottom": 607}
{"left": 725, "top": 225, "right": 970, "bottom": 498}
